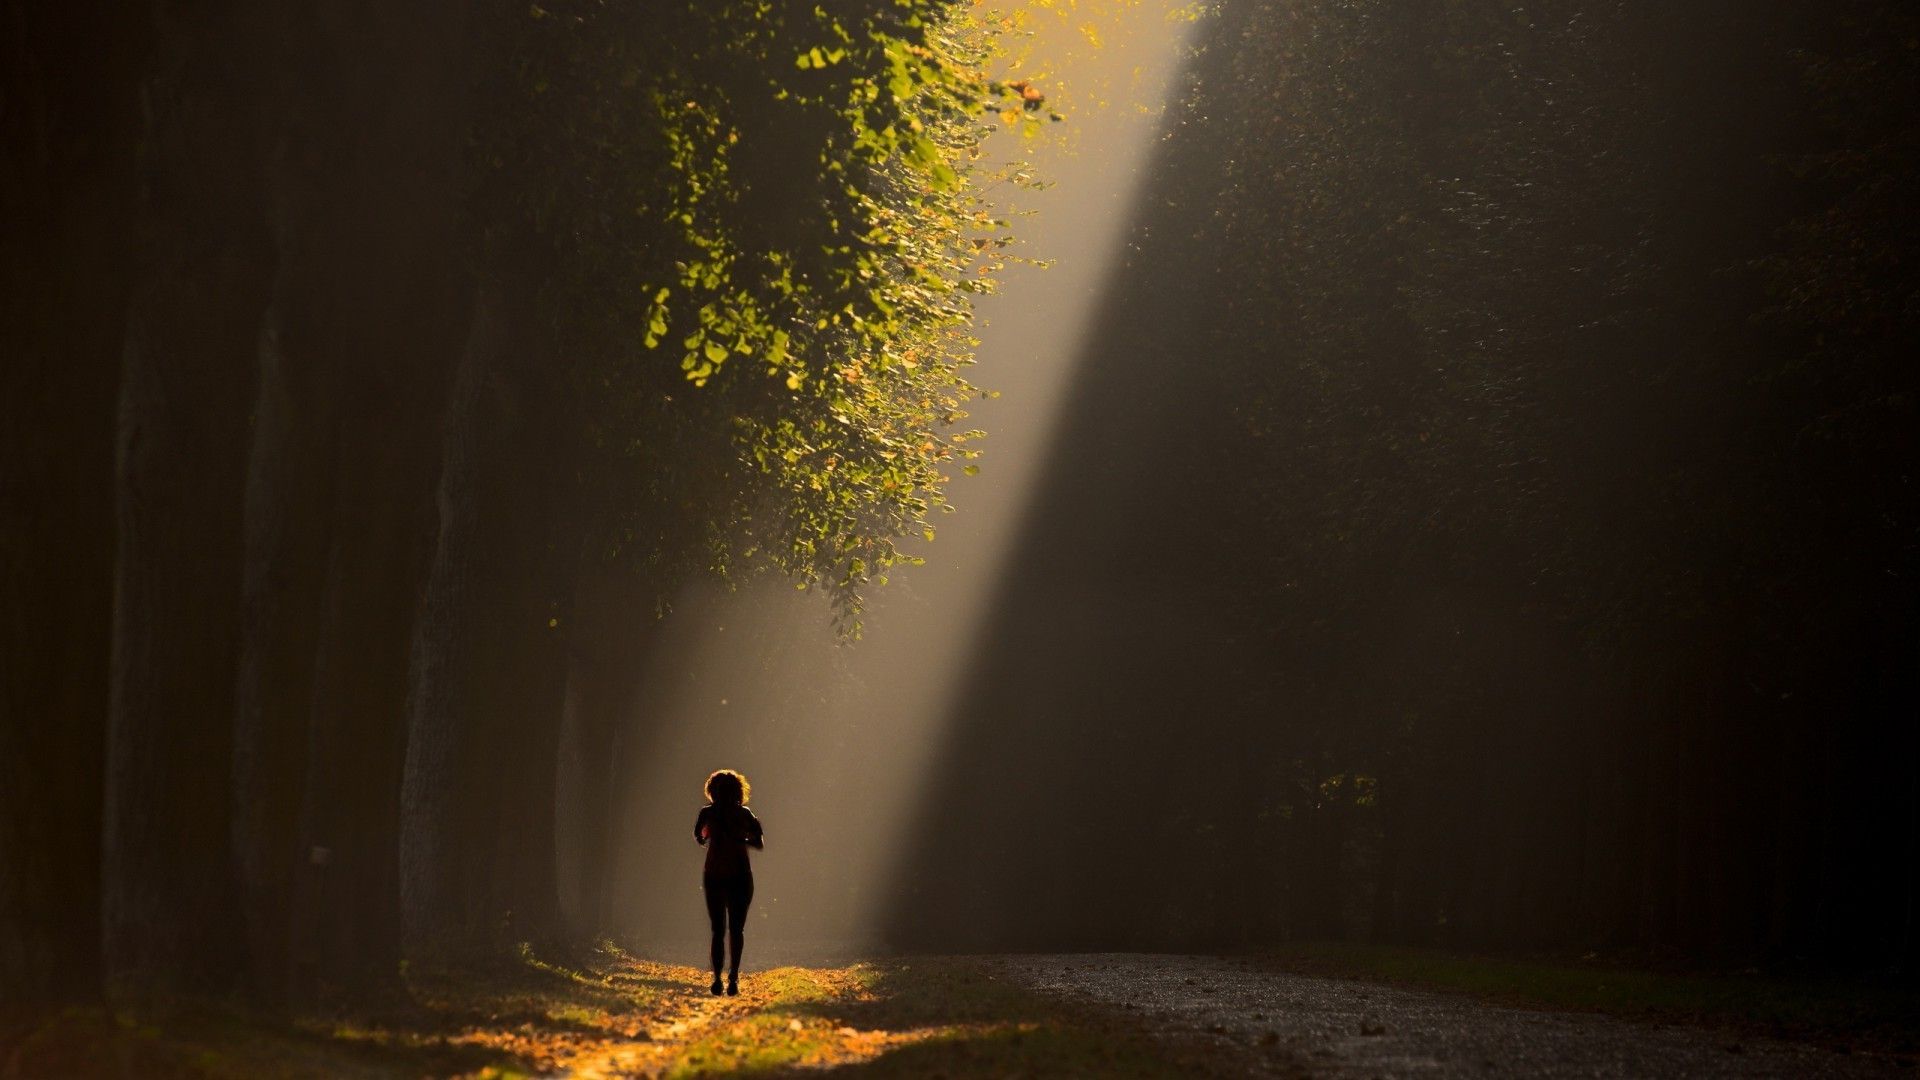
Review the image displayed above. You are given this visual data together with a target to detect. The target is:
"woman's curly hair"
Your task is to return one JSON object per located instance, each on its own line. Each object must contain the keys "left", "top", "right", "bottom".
{"left": 704, "top": 769, "right": 750, "bottom": 806}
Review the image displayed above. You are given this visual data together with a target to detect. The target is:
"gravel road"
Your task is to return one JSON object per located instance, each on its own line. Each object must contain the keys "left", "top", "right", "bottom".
{"left": 982, "top": 953, "right": 1914, "bottom": 1079}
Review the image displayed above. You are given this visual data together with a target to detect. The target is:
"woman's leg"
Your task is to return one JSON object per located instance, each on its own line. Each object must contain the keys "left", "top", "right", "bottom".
{"left": 703, "top": 876, "right": 726, "bottom": 987}
{"left": 726, "top": 875, "right": 755, "bottom": 987}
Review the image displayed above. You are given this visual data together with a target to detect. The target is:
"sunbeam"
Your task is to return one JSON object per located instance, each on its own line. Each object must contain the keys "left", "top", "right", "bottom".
{"left": 592, "top": 0, "right": 1203, "bottom": 964}
{"left": 11, "top": 0, "right": 1917, "bottom": 1071}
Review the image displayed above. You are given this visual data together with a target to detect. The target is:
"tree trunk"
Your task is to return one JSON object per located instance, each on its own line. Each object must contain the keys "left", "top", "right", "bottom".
{"left": 232, "top": 0, "right": 474, "bottom": 999}
{"left": 0, "top": 0, "right": 146, "bottom": 1004}
{"left": 229, "top": 292, "right": 335, "bottom": 1003}
{"left": 490, "top": 616, "right": 570, "bottom": 949}
{"left": 401, "top": 285, "right": 517, "bottom": 961}
{"left": 101, "top": 0, "right": 278, "bottom": 996}
{"left": 288, "top": 413, "right": 442, "bottom": 999}
{"left": 555, "top": 640, "right": 642, "bottom": 942}
{"left": 402, "top": 255, "right": 578, "bottom": 960}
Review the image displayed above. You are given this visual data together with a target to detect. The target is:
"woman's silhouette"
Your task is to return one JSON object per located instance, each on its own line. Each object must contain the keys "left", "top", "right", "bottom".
{"left": 693, "top": 768, "right": 763, "bottom": 995}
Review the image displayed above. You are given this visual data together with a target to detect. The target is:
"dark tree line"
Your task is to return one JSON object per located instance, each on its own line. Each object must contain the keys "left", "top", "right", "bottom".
{"left": 894, "top": 0, "right": 1918, "bottom": 973}
{"left": 3, "top": 0, "right": 1012, "bottom": 1008}
{"left": 6, "top": 0, "right": 1915, "bottom": 1014}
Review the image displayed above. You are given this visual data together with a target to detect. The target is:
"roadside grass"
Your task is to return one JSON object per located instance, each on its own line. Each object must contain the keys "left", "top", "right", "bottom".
{"left": 2, "top": 944, "right": 668, "bottom": 1079}
{"left": 4, "top": 951, "right": 1235, "bottom": 1078}
{"left": 1258, "top": 941, "right": 1920, "bottom": 1053}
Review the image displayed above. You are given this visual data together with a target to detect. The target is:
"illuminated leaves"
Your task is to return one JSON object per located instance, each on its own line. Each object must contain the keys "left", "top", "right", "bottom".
{"left": 484, "top": 0, "right": 1060, "bottom": 633}
{"left": 795, "top": 45, "right": 848, "bottom": 69}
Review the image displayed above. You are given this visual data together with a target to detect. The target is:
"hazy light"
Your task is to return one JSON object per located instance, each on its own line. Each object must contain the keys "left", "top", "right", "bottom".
{"left": 597, "top": 2, "right": 1200, "bottom": 965}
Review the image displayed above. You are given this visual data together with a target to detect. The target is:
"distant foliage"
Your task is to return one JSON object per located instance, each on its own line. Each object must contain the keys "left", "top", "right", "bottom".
{"left": 898, "top": 0, "right": 1920, "bottom": 968}
{"left": 1191, "top": 0, "right": 1920, "bottom": 963}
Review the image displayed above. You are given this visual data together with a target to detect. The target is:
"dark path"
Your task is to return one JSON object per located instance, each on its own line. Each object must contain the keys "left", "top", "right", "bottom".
{"left": 985, "top": 954, "right": 1911, "bottom": 1079}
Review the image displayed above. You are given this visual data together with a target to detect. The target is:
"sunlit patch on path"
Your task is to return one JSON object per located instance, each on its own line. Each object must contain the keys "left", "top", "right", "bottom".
{"left": 569, "top": 954, "right": 1203, "bottom": 1077}
{"left": 2, "top": 949, "right": 1222, "bottom": 1077}
{"left": 561, "top": 957, "right": 957, "bottom": 1077}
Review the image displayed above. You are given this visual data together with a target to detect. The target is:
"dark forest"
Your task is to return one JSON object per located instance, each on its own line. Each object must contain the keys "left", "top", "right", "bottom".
{"left": 3, "top": 0, "right": 1916, "bottom": 1075}
{"left": 895, "top": 0, "right": 1920, "bottom": 971}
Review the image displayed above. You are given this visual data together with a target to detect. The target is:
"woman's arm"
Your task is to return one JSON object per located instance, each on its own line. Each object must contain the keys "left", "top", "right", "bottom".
{"left": 746, "top": 810, "right": 765, "bottom": 850}
{"left": 694, "top": 806, "right": 710, "bottom": 845}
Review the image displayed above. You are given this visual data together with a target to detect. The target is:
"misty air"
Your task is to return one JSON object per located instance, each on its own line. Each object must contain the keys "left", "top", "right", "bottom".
{"left": 2, "top": 1, "right": 1916, "bottom": 1077}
